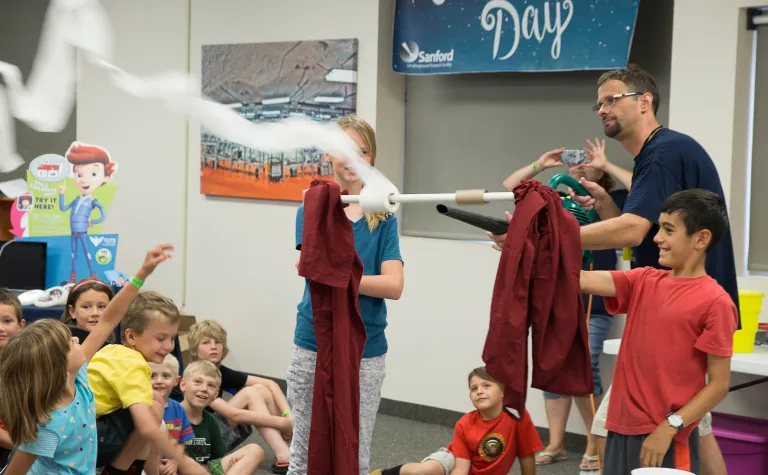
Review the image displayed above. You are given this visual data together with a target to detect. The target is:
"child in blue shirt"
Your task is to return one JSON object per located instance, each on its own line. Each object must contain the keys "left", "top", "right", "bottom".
{"left": 150, "top": 354, "right": 206, "bottom": 475}
{"left": 0, "top": 244, "right": 175, "bottom": 475}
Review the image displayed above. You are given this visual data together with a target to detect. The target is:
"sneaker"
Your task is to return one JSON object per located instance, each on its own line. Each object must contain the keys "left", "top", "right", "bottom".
{"left": 272, "top": 460, "right": 289, "bottom": 474}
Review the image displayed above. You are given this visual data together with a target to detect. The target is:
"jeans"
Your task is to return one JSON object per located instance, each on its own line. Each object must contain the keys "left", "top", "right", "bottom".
{"left": 544, "top": 313, "right": 612, "bottom": 399}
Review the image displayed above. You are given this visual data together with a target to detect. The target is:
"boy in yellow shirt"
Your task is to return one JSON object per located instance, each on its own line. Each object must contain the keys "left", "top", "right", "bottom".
{"left": 88, "top": 289, "right": 190, "bottom": 474}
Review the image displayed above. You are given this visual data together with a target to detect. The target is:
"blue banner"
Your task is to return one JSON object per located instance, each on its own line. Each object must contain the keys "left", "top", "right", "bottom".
{"left": 393, "top": 0, "right": 639, "bottom": 75}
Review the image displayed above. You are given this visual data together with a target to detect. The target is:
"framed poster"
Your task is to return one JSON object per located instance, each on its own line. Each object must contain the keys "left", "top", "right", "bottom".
{"left": 200, "top": 39, "right": 358, "bottom": 201}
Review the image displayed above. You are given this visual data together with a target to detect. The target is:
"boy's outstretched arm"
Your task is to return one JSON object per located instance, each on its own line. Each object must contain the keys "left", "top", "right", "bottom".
{"left": 519, "top": 454, "right": 536, "bottom": 475}
{"left": 449, "top": 458, "right": 470, "bottom": 475}
{"left": 580, "top": 270, "right": 617, "bottom": 297}
{"left": 129, "top": 403, "right": 185, "bottom": 465}
{"left": 209, "top": 398, "right": 291, "bottom": 433}
{"left": 640, "top": 354, "right": 731, "bottom": 468}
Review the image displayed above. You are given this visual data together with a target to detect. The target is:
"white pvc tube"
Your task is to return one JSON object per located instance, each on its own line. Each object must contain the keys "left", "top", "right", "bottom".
{"left": 341, "top": 191, "right": 516, "bottom": 205}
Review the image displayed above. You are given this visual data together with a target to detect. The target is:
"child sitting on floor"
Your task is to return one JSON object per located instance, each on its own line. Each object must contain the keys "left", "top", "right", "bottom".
{"left": 184, "top": 319, "right": 292, "bottom": 474}
{"left": 87, "top": 275, "right": 196, "bottom": 474}
{"left": 372, "top": 367, "right": 542, "bottom": 475}
{"left": 0, "top": 288, "right": 25, "bottom": 350}
{"left": 61, "top": 278, "right": 116, "bottom": 345}
{"left": 0, "top": 289, "right": 25, "bottom": 463}
{"left": 0, "top": 244, "right": 172, "bottom": 475}
{"left": 180, "top": 360, "right": 264, "bottom": 474}
{"left": 150, "top": 354, "right": 207, "bottom": 475}
{"left": 579, "top": 189, "right": 737, "bottom": 474}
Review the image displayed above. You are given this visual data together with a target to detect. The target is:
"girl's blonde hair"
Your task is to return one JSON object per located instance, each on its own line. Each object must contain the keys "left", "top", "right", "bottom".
{"left": 187, "top": 320, "right": 230, "bottom": 361}
{"left": 336, "top": 115, "right": 390, "bottom": 232}
{"left": 0, "top": 319, "right": 71, "bottom": 444}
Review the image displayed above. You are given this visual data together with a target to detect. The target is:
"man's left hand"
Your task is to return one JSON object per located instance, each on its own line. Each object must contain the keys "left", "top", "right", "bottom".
{"left": 640, "top": 423, "right": 676, "bottom": 468}
{"left": 488, "top": 211, "right": 512, "bottom": 251}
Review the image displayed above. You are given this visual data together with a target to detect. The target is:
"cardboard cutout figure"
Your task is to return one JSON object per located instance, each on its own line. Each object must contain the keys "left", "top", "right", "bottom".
{"left": 59, "top": 142, "right": 118, "bottom": 282}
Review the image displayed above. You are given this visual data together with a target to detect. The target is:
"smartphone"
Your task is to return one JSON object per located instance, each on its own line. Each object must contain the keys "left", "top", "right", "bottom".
{"left": 560, "top": 149, "right": 587, "bottom": 166}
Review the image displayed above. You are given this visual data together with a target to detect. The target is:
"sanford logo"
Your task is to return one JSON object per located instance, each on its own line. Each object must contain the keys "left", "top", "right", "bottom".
{"left": 399, "top": 41, "right": 455, "bottom": 68}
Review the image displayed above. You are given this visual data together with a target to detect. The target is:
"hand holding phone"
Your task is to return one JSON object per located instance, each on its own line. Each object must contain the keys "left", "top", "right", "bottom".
{"left": 560, "top": 149, "right": 587, "bottom": 166}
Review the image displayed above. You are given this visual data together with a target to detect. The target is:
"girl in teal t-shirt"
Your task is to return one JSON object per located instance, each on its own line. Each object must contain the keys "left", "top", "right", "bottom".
{"left": 288, "top": 115, "right": 404, "bottom": 475}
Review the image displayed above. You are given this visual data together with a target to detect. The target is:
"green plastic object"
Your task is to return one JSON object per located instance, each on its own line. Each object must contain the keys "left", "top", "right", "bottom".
{"left": 546, "top": 174, "right": 598, "bottom": 265}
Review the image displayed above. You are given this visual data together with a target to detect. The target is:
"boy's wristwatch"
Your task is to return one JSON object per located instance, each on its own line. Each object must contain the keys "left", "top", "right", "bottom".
{"left": 665, "top": 413, "right": 684, "bottom": 432}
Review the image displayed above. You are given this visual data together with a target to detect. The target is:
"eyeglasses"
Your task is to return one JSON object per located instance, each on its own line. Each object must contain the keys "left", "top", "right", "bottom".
{"left": 592, "top": 92, "right": 642, "bottom": 112}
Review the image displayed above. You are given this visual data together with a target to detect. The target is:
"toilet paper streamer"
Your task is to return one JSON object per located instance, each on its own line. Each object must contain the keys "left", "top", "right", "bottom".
{"left": 0, "top": 0, "right": 398, "bottom": 212}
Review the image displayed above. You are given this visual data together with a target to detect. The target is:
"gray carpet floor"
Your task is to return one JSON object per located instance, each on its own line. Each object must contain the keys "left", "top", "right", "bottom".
{"left": 249, "top": 413, "right": 584, "bottom": 474}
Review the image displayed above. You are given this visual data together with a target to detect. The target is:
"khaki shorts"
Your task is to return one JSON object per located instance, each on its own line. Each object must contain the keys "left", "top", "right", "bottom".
{"left": 592, "top": 385, "right": 713, "bottom": 437}
{"left": 422, "top": 448, "right": 455, "bottom": 475}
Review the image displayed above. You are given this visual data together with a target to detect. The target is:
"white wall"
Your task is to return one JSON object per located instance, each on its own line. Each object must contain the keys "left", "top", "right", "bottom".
{"left": 77, "top": 0, "right": 189, "bottom": 303}
{"left": 76, "top": 0, "right": 768, "bottom": 439}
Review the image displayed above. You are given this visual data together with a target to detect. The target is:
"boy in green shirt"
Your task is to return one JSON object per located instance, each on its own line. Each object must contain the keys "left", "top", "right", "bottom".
{"left": 180, "top": 361, "right": 265, "bottom": 474}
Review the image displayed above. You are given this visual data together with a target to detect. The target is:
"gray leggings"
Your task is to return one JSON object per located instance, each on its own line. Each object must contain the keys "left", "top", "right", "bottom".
{"left": 286, "top": 345, "right": 386, "bottom": 475}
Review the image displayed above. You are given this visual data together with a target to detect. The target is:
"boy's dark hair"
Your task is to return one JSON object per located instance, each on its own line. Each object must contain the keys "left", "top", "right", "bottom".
{"left": 467, "top": 367, "right": 503, "bottom": 390}
{"left": 597, "top": 63, "right": 660, "bottom": 115}
{"left": 0, "top": 288, "right": 23, "bottom": 323}
{"left": 660, "top": 189, "right": 728, "bottom": 252}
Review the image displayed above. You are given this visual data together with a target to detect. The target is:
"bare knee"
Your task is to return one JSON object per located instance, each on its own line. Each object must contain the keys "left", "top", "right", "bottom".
{"left": 244, "top": 443, "right": 264, "bottom": 460}
{"left": 245, "top": 384, "right": 272, "bottom": 402}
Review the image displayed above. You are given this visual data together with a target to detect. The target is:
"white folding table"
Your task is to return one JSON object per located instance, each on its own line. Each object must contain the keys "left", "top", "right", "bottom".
{"left": 603, "top": 338, "right": 768, "bottom": 390}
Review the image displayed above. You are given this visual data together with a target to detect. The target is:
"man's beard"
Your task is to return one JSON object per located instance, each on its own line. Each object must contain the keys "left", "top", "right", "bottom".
{"left": 603, "top": 118, "right": 623, "bottom": 138}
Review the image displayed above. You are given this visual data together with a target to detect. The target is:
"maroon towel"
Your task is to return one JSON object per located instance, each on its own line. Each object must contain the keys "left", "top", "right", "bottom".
{"left": 298, "top": 179, "right": 367, "bottom": 475}
{"left": 483, "top": 180, "right": 593, "bottom": 418}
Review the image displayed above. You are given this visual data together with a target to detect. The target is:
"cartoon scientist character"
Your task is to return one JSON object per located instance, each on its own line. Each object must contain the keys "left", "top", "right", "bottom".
{"left": 59, "top": 142, "right": 117, "bottom": 282}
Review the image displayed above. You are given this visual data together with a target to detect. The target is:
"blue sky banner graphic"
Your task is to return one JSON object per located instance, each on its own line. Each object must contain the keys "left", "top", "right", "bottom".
{"left": 393, "top": 0, "right": 640, "bottom": 74}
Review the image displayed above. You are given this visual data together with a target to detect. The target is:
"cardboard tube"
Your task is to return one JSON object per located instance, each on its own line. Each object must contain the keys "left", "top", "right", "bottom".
{"left": 455, "top": 189, "right": 488, "bottom": 204}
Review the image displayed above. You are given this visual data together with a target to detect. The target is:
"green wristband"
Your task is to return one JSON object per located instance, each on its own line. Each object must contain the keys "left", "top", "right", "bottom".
{"left": 130, "top": 275, "right": 145, "bottom": 288}
{"left": 531, "top": 160, "right": 538, "bottom": 171}
{"left": 282, "top": 409, "right": 292, "bottom": 417}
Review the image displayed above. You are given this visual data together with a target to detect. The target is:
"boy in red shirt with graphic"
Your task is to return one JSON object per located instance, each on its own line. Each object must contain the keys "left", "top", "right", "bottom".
{"left": 371, "top": 367, "right": 542, "bottom": 475}
{"left": 580, "top": 189, "right": 737, "bottom": 474}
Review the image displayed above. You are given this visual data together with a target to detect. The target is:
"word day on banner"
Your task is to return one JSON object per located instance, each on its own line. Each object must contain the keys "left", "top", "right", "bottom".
{"left": 392, "top": 0, "right": 640, "bottom": 75}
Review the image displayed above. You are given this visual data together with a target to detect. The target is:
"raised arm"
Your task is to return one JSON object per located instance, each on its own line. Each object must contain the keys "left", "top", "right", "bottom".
{"left": 580, "top": 270, "right": 617, "bottom": 297}
{"left": 502, "top": 148, "right": 565, "bottom": 191}
{"left": 584, "top": 138, "right": 633, "bottom": 191}
{"left": 82, "top": 244, "right": 174, "bottom": 362}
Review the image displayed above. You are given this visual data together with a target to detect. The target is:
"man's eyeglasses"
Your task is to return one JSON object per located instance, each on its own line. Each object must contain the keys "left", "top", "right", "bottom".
{"left": 592, "top": 92, "right": 642, "bottom": 112}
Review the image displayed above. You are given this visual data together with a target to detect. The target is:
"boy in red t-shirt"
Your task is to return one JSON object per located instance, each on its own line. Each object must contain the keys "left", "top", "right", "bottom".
{"left": 580, "top": 189, "right": 737, "bottom": 474}
{"left": 371, "top": 367, "right": 542, "bottom": 475}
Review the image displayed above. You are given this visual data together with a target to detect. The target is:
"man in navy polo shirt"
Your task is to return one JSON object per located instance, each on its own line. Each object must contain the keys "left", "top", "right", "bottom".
{"left": 490, "top": 64, "right": 736, "bottom": 475}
